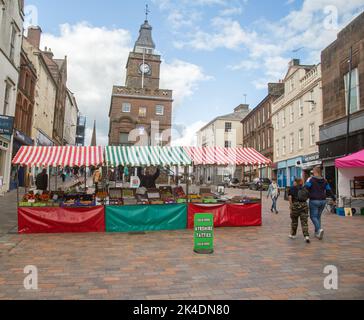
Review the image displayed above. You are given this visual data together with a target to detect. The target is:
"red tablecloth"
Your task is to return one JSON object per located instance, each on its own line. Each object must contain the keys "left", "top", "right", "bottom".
{"left": 18, "top": 206, "right": 105, "bottom": 234}
{"left": 187, "top": 203, "right": 262, "bottom": 228}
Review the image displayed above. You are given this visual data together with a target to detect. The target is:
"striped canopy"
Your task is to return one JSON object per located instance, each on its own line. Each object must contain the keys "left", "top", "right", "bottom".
{"left": 105, "top": 146, "right": 192, "bottom": 167}
{"left": 12, "top": 146, "right": 104, "bottom": 167}
{"left": 184, "top": 147, "right": 271, "bottom": 166}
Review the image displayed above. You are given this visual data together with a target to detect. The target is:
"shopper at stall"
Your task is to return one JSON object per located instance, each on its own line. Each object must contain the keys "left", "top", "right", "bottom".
{"left": 267, "top": 179, "right": 280, "bottom": 214}
{"left": 305, "top": 166, "right": 336, "bottom": 240}
{"left": 35, "top": 169, "right": 48, "bottom": 191}
{"left": 288, "top": 178, "right": 310, "bottom": 243}
{"left": 137, "top": 167, "right": 160, "bottom": 189}
{"left": 93, "top": 167, "right": 102, "bottom": 192}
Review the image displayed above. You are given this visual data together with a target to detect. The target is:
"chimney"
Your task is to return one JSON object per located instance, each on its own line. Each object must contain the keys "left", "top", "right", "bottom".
{"left": 268, "top": 82, "right": 285, "bottom": 96}
{"left": 43, "top": 48, "right": 54, "bottom": 59}
{"left": 27, "top": 26, "right": 42, "bottom": 49}
{"left": 234, "top": 104, "right": 250, "bottom": 113}
{"left": 288, "top": 59, "right": 300, "bottom": 67}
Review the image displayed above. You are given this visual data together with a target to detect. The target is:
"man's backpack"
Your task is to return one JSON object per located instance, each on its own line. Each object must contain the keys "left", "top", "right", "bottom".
{"left": 297, "top": 187, "right": 310, "bottom": 202}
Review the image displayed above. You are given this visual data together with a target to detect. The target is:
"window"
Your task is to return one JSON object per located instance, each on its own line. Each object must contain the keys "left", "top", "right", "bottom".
{"left": 282, "top": 136, "right": 286, "bottom": 155}
{"left": 119, "top": 133, "right": 130, "bottom": 145}
{"left": 290, "top": 133, "right": 294, "bottom": 153}
{"left": 281, "top": 110, "right": 286, "bottom": 128}
{"left": 344, "top": 68, "right": 360, "bottom": 114}
{"left": 258, "top": 111, "right": 261, "bottom": 126}
{"left": 299, "top": 98, "right": 304, "bottom": 117}
{"left": 262, "top": 131, "right": 265, "bottom": 150}
{"left": 267, "top": 129, "right": 271, "bottom": 148}
{"left": 139, "top": 107, "right": 147, "bottom": 117}
{"left": 9, "top": 25, "right": 17, "bottom": 62}
{"left": 289, "top": 104, "right": 294, "bottom": 123}
{"left": 3, "top": 82, "right": 12, "bottom": 115}
{"left": 276, "top": 139, "right": 280, "bottom": 158}
{"left": 225, "top": 122, "right": 232, "bottom": 133}
{"left": 258, "top": 134, "right": 261, "bottom": 151}
{"left": 122, "top": 103, "right": 131, "bottom": 113}
{"left": 225, "top": 140, "right": 232, "bottom": 148}
{"left": 262, "top": 108, "right": 266, "bottom": 123}
{"left": 289, "top": 77, "right": 295, "bottom": 92}
{"left": 156, "top": 105, "right": 164, "bottom": 116}
{"left": 309, "top": 123, "right": 315, "bottom": 146}
{"left": 309, "top": 90, "right": 315, "bottom": 112}
{"left": 298, "top": 129, "right": 304, "bottom": 149}
{"left": 275, "top": 115, "right": 279, "bottom": 129}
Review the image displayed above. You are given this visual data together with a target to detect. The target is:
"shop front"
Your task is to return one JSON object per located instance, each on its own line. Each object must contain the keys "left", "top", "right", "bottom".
{"left": 276, "top": 161, "right": 287, "bottom": 188}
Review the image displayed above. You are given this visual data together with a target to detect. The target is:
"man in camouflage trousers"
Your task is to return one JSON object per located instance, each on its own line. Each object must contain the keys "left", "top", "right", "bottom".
{"left": 288, "top": 178, "right": 310, "bottom": 243}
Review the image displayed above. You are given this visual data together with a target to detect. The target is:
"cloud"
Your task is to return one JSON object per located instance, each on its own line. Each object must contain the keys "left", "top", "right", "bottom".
{"left": 41, "top": 22, "right": 210, "bottom": 146}
{"left": 179, "top": 0, "right": 363, "bottom": 88}
{"left": 171, "top": 120, "right": 207, "bottom": 146}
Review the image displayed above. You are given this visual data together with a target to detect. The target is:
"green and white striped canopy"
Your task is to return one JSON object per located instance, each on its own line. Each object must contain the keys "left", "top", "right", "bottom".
{"left": 105, "top": 146, "right": 192, "bottom": 167}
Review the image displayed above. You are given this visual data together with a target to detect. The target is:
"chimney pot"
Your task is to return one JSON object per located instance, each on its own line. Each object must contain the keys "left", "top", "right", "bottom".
{"left": 27, "top": 26, "right": 42, "bottom": 49}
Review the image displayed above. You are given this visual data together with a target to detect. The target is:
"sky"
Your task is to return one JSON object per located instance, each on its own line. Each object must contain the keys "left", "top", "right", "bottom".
{"left": 24, "top": 0, "right": 364, "bottom": 146}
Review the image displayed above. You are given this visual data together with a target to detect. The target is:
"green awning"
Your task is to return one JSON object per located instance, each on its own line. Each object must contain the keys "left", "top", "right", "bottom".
{"left": 105, "top": 146, "right": 192, "bottom": 167}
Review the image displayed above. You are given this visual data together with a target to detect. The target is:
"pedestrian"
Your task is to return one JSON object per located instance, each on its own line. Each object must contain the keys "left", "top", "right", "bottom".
{"left": 60, "top": 169, "right": 66, "bottom": 183}
{"left": 267, "top": 179, "right": 280, "bottom": 214}
{"left": 288, "top": 178, "right": 310, "bottom": 243}
{"left": 35, "top": 168, "right": 48, "bottom": 191}
{"left": 305, "top": 166, "right": 336, "bottom": 240}
{"left": 92, "top": 167, "right": 101, "bottom": 192}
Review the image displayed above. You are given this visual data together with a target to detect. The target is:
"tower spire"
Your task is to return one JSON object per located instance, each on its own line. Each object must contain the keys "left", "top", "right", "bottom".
{"left": 145, "top": 4, "right": 150, "bottom": 21}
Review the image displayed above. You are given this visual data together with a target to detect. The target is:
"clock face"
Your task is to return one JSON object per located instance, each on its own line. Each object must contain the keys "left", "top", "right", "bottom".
{"left": 139, "top": 63, "right": 151, "bottom": 74}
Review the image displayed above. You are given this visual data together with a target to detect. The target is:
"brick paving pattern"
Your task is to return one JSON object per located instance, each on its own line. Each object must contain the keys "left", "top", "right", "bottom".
{"left": 0, "top": 189, "right": 363, "bottom": 300}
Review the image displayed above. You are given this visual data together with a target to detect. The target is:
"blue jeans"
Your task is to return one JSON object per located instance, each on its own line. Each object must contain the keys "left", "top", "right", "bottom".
{"left": 309, "top": 200, "right": 327, "bottom": 234}
{"left": 271, "top": 197, "right": 278, "bottom": 212}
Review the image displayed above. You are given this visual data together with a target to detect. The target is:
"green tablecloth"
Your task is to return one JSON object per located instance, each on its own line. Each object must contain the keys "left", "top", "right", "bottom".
{"left": 105, "top": 204, "right": 187, "bottom": 232}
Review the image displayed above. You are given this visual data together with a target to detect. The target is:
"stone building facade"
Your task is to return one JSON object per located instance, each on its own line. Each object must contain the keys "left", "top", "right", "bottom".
{"left": 241, "top": 83, "right": 284, "bottom": 180}
{"left": 109, "top": 19, "right": 173, "bottom": 146}
{"left": 319, "top": 12, "right": 364, "bottom": 192}
{"left": 63, "top": 89, "right": 78, "bottom": 146}
{"left": 272, "top": 60, "right": 323, "bottom": 188}
{"left": 0, "top": 0, "right": 24, "bottom": 192}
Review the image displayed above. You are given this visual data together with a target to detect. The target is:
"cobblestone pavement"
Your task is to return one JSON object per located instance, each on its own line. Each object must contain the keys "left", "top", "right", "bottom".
{"left": 0, "top": 189, "right": 363, "bottom": 300}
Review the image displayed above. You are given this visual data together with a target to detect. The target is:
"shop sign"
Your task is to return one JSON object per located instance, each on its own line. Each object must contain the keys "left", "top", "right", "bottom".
{"left": 36, "top": 130, "right": 54, "bottom": 146}
{"left": 14, "top": 130, "right": 33, "bottom": 146}
{"left": 194, "top": 213, "right": 214, "bottom": 254}
{"left": 0, "top": 115, "right": 14, "bottom": 135}
{"left": 303, "top": 153, "right": 320, "bottom": 163}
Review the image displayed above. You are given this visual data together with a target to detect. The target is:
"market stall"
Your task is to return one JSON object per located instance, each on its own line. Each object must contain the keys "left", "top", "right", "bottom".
{"left": 12, "top": 146, "right": 105, "bottom": 233}
{"left": 104, "top": 146, "right": 191, "bottom": 232}
{"left": 184, "top": 147, "right": 271, "bottom": 228}
{"left": 335, "top": 149, "right": 364, "bottom": 212}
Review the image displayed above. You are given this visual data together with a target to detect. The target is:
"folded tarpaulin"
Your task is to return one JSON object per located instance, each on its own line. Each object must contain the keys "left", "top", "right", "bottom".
{"left": 105, "top": 146, "right": 192, "bottom": 167}
{"left": 183, "top": 147, "right": 271, "bottom": 166}
{"left": 335, "top": 149, "right": 364, "bottom": 168}
{"left": 12, "top": 146, "right": 104, "bottom": 167}
{"left": 18, "top": 206, "right": 106, "bottom": 234}
{"left": 187, "top": 203, "right": 262, "bottom": 228}
{"left": 105, "top": 204, "right": 187, "bottom": 232}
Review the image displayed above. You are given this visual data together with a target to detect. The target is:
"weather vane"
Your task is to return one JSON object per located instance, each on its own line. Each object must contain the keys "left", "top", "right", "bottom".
{"left": 145, "top": 4, "right": 150, "bottom": 21}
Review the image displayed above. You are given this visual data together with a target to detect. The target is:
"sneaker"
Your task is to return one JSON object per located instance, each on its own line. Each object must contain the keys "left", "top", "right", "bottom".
{"left": 289, "top": 234, "right": 296, "bottom": 239}
{"left": 305, "top": 236, "right": 310, "bottom": 243}
{"left": 318, "top": 229, "right": 324, "bottom": 240}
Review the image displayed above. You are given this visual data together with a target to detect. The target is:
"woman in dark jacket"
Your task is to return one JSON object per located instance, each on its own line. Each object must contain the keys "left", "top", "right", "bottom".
{"left": 35, "top": 169, "right": 48, "bottom": 191}
{"left": 137, "top": 167, "right": 160, "bottom": 189}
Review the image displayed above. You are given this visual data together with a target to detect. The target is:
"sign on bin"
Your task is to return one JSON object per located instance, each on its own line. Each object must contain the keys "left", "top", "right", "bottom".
{"left": 194, "top": 213, "right": 214, "bottom": 254}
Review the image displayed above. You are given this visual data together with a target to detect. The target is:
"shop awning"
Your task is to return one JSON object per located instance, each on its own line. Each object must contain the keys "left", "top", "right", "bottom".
{"left": 183, "top": 147, "right": 272, "bottom": 166}
{"left": 335, "top": 149, "right": 364, "bottom": 168}
{"left": 12, "top": 146, "right": 104, "bottom": 167}
{"left": 105, "top": 146, "right": 192, "bottom": 167}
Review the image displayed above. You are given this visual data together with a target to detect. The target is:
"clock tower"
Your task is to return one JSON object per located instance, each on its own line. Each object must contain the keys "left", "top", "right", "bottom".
{"left": 108, "top": 16, "right": 173, "bottom": 146}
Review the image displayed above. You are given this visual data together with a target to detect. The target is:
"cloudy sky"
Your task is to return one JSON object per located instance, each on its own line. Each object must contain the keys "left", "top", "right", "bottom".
{"left": 25, "top": 0, "right": 364, "bottom": 146}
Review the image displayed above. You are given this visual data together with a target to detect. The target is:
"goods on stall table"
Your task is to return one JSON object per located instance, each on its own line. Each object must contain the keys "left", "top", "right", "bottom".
{"left": 109, "top": 188, "right": 123, "bottom": 205}
{"left": 173, "top": 186, "right": 187, "bottom": 203}
{"left": 61, "top": 194, "right": 96, "bottom": 207}
{"left": 122, "top": 188, "right": 137, "bottom": 205}
{"left": 159, "top": 186, "right": 176, "bottom": 204}
{"left": 188, "top": 194, "right": 202, "bottom": 203}
{"left": 147, "top": 188, "right": 164, "bottom": 205}
{"left": 20, "top": 191, "right": 57, "bottom": 207}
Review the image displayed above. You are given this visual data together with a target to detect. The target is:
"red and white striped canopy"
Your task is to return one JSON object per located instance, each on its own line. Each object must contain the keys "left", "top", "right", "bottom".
{"left": 184, "top": 147, "right": 271, "bottom": 166}
{"left": 12, "top": 146, "right": 104, "bottom": 167}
